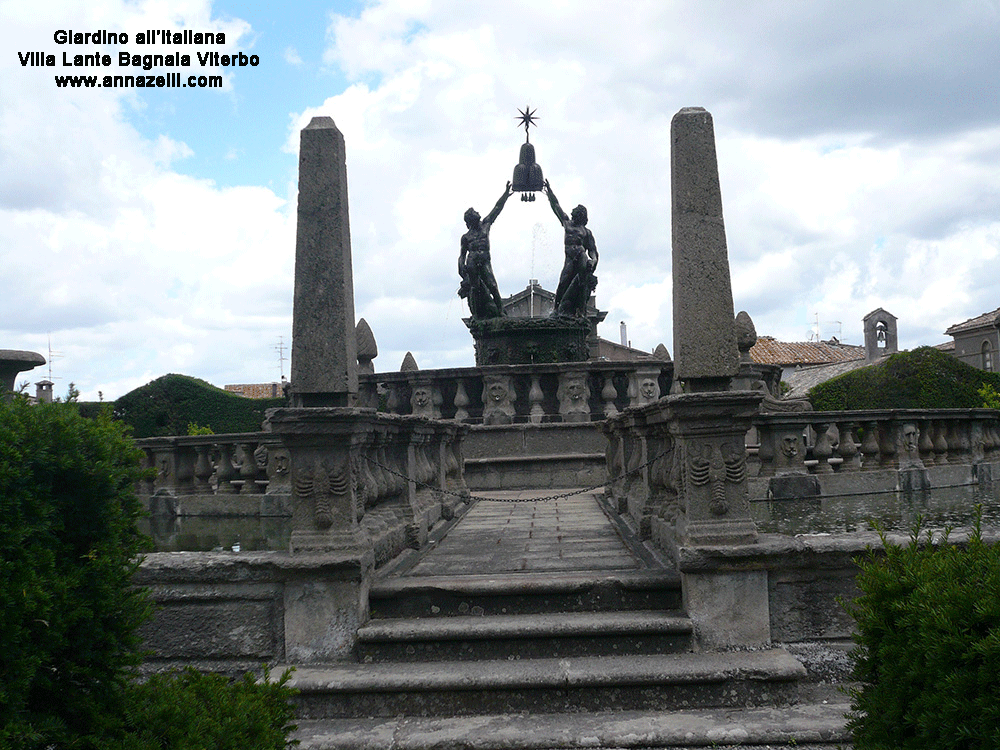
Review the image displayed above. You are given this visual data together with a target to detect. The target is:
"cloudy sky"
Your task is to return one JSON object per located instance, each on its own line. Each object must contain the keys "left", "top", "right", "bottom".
{"left": 3, "top": 1, "right": 1000, "bottom": 400}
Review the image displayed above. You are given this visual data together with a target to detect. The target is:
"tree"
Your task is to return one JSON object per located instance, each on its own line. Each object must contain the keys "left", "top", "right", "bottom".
{"left": 0, "top": 398, "right": 150, "bottom": 747}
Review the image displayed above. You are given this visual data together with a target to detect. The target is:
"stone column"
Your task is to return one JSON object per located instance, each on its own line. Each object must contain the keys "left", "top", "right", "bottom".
{"left": 671, "top": 108, "right": 739, "bottom": 392}
{"left": 290, "top": 117, "right": 358, "bottom": 407}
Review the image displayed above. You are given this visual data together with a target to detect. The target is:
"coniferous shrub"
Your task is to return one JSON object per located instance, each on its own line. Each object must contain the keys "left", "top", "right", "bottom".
{"left": 114, "top": 668, "right": 297, "bottom": 750}
{"left": 846, "top": 517, "right": 1000, "bottom": 749}
{"left": 113, "top": 374, "right": 285, "bottom": 437}
{"left": 0, "top": 398, "right": 151, "bottom": 747}
{"left": 808, "top": 346, "right": 1000, "bottom": 411}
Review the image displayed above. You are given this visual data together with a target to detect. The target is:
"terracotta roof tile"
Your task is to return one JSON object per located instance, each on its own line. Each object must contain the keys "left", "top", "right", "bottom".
{"left": 945, "top": 307, "right": 1000, "bottom": 336}
{"left": 749, "top": 337, "right": 865, "bottom": 366}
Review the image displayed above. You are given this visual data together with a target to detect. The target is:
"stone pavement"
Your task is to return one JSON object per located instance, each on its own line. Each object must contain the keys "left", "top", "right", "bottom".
{"left": 404, "top": 489, "right": 641, "bottom": 577}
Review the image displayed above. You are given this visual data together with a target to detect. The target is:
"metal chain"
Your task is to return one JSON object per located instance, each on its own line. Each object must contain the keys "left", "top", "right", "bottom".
{"left": 362, "top": 447, "right": 668, "bottom": 504}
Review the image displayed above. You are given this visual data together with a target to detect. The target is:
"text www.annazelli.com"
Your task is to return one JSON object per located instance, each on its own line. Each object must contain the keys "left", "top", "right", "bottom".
{"left": 54, "top": 72, "right": 222, "bottom": 88}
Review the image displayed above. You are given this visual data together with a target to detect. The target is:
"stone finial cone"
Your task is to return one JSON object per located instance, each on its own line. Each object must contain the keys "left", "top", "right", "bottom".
{"left": 400, "top": 352, "right": 419, "bottom": 372}
{"left": 653, "top": 343, "right": 672, "bottom": 361}
{"left": 735, "top": 311, "right": 757, "bottom": 362}
{"left": 356, "top": 318, "right": 377, "bottom": 359}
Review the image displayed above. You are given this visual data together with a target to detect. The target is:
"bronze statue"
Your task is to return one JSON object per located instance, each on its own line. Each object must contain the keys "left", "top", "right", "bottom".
{"left": 544, "top": 179, "right": 598, "bottom": 317}
{"left": 459, "top": 182, "right": 512, "bottom": 319}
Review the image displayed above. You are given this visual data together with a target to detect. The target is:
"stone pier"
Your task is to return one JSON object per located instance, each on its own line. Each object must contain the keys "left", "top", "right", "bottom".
{"left": 290, "top": 117, "right": 358, "bottom": 407}
{"left": 671, "top": 107, "right": 740, "bottom": 393}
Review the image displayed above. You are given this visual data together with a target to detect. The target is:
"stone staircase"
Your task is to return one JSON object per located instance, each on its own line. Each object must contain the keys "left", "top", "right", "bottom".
{"left": 274, "top": 493, "right": 848, "bottom": 748}
{"left": 286, "top": 569, "right": 806, "bottom": 722}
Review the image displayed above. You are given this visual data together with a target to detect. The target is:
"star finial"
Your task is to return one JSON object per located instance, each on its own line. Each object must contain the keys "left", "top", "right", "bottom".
{"left": 515, "top": 106, "right": 538, "bottom": 141}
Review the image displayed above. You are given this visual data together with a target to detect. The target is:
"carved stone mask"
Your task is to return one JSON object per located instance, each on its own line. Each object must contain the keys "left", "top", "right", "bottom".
{"left": 902, "top": 423, "right": 919, "bottom": 453}
{"left": 780, "top": 434, "right": 799, "bottom": 458}
{"left": 639, "top": 379, "right": 658, "bottom": 400}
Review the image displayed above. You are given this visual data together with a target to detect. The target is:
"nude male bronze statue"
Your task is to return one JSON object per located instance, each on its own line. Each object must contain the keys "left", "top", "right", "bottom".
{"left": 458, "top": 182, "right": 512, "bottom": 319}
{"left": 544, "top": 179, "right": 598, "bottom": 318}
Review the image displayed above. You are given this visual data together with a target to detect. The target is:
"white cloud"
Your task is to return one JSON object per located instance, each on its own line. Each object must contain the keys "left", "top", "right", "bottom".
{"left": 0, "top": 0, "right": 291, "bottom": 399}
{"left": 5, "top": 0, "right": 1000, "bottom": 400}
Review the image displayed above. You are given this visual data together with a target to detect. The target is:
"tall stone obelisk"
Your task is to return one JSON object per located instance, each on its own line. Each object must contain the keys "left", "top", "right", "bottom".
{"left": 671, "top": 107, "right": 739, "bottom": 391}
{"left": 290, "top": 116, "right": 358, "bottom": 407}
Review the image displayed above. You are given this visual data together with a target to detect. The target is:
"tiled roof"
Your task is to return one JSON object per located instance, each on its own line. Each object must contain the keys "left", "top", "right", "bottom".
{"left": 945, "top": 307, "right": 1000, "bottom": 336}
{"left": 781, "top": 358, "right": 876, "bottom": 399}
{"left": 749, "top": 337, "right": 865, "bottom": 366}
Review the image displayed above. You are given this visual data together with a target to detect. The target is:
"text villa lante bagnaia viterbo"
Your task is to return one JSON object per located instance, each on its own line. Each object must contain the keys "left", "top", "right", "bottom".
{"left": 19, "top": 29, "right": 259, "bottom": 90}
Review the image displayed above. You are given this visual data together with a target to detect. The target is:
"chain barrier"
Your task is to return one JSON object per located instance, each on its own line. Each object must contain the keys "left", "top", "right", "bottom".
{"left": 361, "top": 447, "right": 668, "bottom": 504}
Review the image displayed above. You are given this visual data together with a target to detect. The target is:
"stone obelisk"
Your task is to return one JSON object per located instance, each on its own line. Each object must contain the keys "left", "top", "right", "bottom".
{"left": 290, "top": 116, "right": 358, "bottom": 407}
{"left": 671, "top": 107, "right": 739, "bottom": 391}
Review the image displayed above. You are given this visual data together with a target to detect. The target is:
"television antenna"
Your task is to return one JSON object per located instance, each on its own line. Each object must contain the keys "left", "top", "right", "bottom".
{"left": 274, "top": 336, "right": 287, "bottom": 380}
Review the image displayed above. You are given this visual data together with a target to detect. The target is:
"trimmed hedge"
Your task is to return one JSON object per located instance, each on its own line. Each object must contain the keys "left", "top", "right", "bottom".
{"left": 808, "top": 346, "right": 1000, "bottom": 411}
{"left": 0, "top": 398, "right": 151, "bottom": 746}
{"left": 113, "top": 374, "right": 285, "bottom": 438}
{"left": 847, "top": 518, "right": 1000, "bottom": 749}
{"left": 115, "top": 668, "right": 297, "bottom": 750}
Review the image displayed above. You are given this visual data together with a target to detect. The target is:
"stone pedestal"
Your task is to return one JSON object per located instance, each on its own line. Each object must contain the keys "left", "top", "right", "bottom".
{"left": 267, "top": 407, "right": 376, "bottom": 556}
{"left": 465, "top": 316, "right": 591, "bottom": 366}
{"left": 658, "top": 391, "right": 764, "bottom": 546}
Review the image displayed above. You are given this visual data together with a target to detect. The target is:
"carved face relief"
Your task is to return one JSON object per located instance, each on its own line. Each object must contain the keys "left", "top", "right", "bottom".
{"left": 639, "top": 378, "right": 658, "bottom": 401}
{"left": 902, "top": 423, "right": 919, "bottom": 454}
{"left": 488, "top": 382, "right": 508, "bottom": 403}
{"left": 780, "top": 433, "right": 800, "bottom": 459}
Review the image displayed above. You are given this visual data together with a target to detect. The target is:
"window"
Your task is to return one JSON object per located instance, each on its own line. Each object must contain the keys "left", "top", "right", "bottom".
{"left": 983, "top": 340, "right": 993, "bottom": 372}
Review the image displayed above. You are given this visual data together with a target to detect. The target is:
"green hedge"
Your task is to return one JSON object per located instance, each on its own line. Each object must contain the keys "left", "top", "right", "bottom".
{"left": 0, "top": 398, "right": 151, "bottom": 746}
{"left": 808, "top": 346, "right": 1000, "bottom": 411}
{"left": 113, "top": 374, "right": 285, "bottom": 438}
{"left": 115, "top": 668, "right": 297, "bottom": 750}
{"left": 847, "top": 519, "right": 1000, "bottom": 749}
{"left": 0, "top": 398, "right": 298, "bottom": 748}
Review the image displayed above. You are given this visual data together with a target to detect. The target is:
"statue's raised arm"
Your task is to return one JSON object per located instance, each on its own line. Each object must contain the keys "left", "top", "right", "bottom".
{"left": 482, "top": 181, "right": 513, "bottom": 230}
{"left": 544, "top": 179, "right": 569, "bottom": 225}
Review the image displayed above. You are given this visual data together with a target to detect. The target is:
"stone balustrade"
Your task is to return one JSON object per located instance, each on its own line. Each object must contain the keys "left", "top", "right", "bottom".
{"left": 135, "top": 411, "right": 469, "bottom": 567}
{"left": 360, "top": 360, "right": 674, "bottom": 425}
{"left": 607, "top": 405, "right": 1000, "bottom": 559}
{"left": 136, "top": 432, "right": 281, "bottom": 500}
{"left": 752, "top": 408, "right": 1000, "bottom": 476}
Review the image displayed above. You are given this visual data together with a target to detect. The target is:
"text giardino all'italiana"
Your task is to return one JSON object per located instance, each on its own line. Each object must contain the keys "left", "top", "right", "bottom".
{"left": 19, "top": 29, "right": 259, "bottom": 69}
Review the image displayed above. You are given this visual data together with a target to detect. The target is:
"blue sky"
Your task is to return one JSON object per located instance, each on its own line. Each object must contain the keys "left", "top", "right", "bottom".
{"left": 126, "top": 1, "right": 359, "bottom": 190}
{"left": 3, "top": 1, "right": 1000, "bottom": 400}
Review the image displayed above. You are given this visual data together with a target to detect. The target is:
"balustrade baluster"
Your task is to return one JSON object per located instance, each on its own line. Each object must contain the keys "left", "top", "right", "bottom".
{"left": 835, "top": 421, "right": 860, "bottom": 472}
{"left": 602, "top": 373, "right": 619, "bottom": 418}
{"left": 193, "top": 444, "right": 214, "bottom": 492}
{"left": 860, "top": 421, "right": 880, "bottom": 470}
{"left": 812, "top": 422, "right": 834, "bottom": 474}
{"left": 215, "top": 442, "right": 239, "bottom": 494}
{"left": 453, "top": 379, "right": 470, "bottom": 422}
{"left": 878, "top": 422, "right": 897, "bottom": 469}
{"left": 948, "top": 420, "right": 968, "bottom": 465}
{"left": 932, "top": 420, "right": 949, "bottom": 465}
{"left": 755, "top": 423, "right": 775, "bottom": 477}
{"left": 529, "top": 376, "right": 545, "bottom": 424}
{"left": 239, "top": 441, "right": 264, "bottom": 494}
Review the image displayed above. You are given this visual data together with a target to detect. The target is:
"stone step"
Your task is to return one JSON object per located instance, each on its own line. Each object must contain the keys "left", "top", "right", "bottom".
{"left": 278, "top": 648, "right": 808, "bottom": 719}
{"left": 369, "top": 570, "right": 683, "bottom": 619}
{"left": 291, "top": 698, "right": 852, "bottom": 749}
{"left": 356, "top": 610, "right": 693, "bottom": 661}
